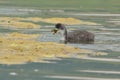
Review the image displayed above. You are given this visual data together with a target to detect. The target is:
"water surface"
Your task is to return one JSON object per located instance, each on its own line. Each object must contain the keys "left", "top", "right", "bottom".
{"left": 0, "top": 7, "right": 120, "bottom": 80}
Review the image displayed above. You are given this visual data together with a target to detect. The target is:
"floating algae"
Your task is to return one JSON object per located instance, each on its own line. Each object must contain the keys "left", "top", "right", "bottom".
{"left": 0, "top": 37, "right": 81, "bottom": 64}
{"left": 0, "top": 17, "right": 39, "bottom": 29}
{"left": 9, "top": 21, "right": 39, "bottom": 29}
{"left": 42, "top": 17, "right": 98, "bottom": 25}
{"left": 5, "top": 32, "right": 39, "bottom": 40}
{"left": 0, "top": 35, "right": 107, "bottom": 65}
{"left": 23, "top": 17, "right": 98, "bottom": 25}
{"left": 0, "top": 17, "right": 98, "bottom": 28}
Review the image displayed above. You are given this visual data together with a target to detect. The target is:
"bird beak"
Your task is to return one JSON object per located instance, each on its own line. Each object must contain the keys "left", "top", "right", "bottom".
{"left": 51, "top": 28, "right": 58, "bottom": 35}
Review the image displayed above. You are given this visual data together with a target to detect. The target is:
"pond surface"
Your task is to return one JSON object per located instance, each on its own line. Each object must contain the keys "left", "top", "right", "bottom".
{"left": 0, "top": 8, "right": 120, "bottom": 80}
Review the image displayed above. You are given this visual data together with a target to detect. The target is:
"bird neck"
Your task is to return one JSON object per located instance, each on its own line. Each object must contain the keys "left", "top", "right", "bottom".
{"left": 60, "top": 28, "right": 67, "bottom": 44}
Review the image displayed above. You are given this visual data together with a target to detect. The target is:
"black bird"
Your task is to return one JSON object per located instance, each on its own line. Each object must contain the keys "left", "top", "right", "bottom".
{"left": 52, "top": 23, "right": 94, "bottom": 44}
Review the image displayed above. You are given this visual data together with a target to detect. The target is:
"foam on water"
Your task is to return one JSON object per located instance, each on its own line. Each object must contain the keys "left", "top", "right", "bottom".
{"left": 9, "top": 72, "right": 18, "bottom": 76}
{"left": 45, "top": 75, "right": 120, "bottom": 80}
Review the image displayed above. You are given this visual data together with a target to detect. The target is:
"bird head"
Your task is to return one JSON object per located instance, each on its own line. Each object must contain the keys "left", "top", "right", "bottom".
{"left": 51, "top": 23, "right": 65, "bottom": 34}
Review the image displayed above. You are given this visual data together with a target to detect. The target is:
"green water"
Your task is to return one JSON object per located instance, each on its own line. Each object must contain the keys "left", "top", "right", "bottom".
{"left": 0, "top": 0, "right": 120, "bottom": 80}
{"left": 0, "top": 58, "right": 120, "bottom": 80}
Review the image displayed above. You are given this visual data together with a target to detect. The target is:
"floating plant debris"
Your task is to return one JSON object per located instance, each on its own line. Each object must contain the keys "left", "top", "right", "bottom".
{"left": 0, "top": 17, "right": 98, "bottom": 29}
{"left": 0, "top": 35, "right": 106, "bottom": 65}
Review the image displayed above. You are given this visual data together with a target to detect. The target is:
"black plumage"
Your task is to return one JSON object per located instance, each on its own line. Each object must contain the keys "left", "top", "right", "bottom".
{"left": 53, "top": 23, "right": 94, "bottom": 44}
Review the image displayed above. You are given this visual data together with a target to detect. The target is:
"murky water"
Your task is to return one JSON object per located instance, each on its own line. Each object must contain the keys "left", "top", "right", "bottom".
{"left": 0, "top": 8, "right": 120, "bottom": 80}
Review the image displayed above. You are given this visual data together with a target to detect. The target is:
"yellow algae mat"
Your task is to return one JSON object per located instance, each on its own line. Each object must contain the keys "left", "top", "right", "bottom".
{"left": 6, "top": 32, "right": 39, "bottom": 40}
{"left": 0, "top": 17, "right": 98, "bottom": 29}
{"left": 0, "top": 33, "right": 107, "bottom": 65}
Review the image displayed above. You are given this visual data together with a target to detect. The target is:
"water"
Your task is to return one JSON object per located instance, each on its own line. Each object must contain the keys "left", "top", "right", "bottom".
{"left": 0, "top": 9, "right": 120, "bottom": 80}
{"left": 0, "top": 59, "right": 120, "bottom": 80}
{"left": 38, "top": 24, "right": 120, "bottom": 52}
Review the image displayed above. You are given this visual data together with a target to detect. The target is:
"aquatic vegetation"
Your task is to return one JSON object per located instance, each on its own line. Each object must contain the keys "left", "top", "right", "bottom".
{"left": 6, "top": 32, "right": 39, "bottom": 40}
{"left": 0, "top": 17, "right": 39, "bottom": 29}
{"left": 0, "top": 36, "right": 106, "bottom": 65}
{"left": 9, "top": 21, "right": 39, "bottom": 29}
{"left": 0, "top": 37, "right": 81, "bottom": 64}
{"left": 42, "top": 17, "right": 98, "bottom": 25}
{"left": 0, "top": 17, "right": 98, "bottom": 29}
{"left": 23, "top": 17, "right": 98, "bottom": 25}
